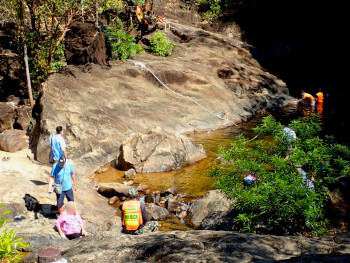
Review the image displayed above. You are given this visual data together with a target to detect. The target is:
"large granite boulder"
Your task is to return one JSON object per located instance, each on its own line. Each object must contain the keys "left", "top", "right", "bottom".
{"left": 36, "top": 20, "right": 293, "bottom": 176}
{"left": 0, "top": 102, "right": 15, "bottom": 132}
{"left": 65, "top": 21, "right": 107, "bottom": 65}
{"left": 116, "top": 127, "right": 207, "bottom": 173}
{"left": 0, "top": 129, "right": 28, "bottom": 152}
{"left": 188, "top": 190, "right": 236, "bottom": 230}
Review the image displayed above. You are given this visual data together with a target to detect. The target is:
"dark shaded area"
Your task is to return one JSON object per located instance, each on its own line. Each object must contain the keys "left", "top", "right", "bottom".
{"left": 272, "top": 253, "right": 350, "bottom": 263}
{"left": 212, "top": 1, "right": 349, "bottom": 145}
{"left": 30, "top": 180, "right": 47, "bottom": 186}
{"left": 218, "top": 0, "right": 347, "bottom": 96}
{"left": 64, "top": 21, "right": 107, "bottom": 66}
{"left": 0, "top": 24, "right": 27, "bottom": 101}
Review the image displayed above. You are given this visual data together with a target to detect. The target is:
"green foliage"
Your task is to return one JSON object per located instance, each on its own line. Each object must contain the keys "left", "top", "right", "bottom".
{"left": 149, "top": 32, "right": 176, "bottom": 57}
{"left": 0, "top": 204, "right": 29, "bottom": 262}
{"left": 186, "top": 0, "right": 222, "bottom": 21}
{"left": 211, "top": 115, "right": 350, "bottom": 235}
{"left": 132, "top": 0, "right": 145, "bottom": 6}
{"left": 104, "top": 26, "right": 143, "bottom": 60}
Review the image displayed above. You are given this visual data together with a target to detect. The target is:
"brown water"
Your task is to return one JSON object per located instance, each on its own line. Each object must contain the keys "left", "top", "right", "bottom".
{"left": 94, "top": 111, "right": 263, "bottom": 197}
{"left": 94, "top": 103, "right": 332, "bottom": 231}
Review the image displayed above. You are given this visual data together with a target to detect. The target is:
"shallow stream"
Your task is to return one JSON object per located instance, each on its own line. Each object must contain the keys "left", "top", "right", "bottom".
{"left": 94, "top": 102, "right": 349, "bottom": 231}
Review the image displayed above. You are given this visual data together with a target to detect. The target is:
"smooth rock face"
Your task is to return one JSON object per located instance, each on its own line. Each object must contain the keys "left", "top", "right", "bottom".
{"left": 0, "top": 102, "right": 15, "bottom": 132}
{"left": 65, "top": 21, "right": 107, "bottom": 65}
{"left": 116, "top": 126, "right": 207, "bottom": 173}
{"left": 189, "top": 190, "right": 236, "bottom": 230}
{"left": 35, "top": 19, "right": 293, "bottom": 176}
{"left": 0, "top": 129, "right": 28, "bottom": 152}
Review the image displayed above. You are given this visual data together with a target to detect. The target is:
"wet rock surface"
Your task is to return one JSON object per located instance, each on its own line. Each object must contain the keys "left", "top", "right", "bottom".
{"left": 116, "top": 126, "right": 207, "bottom": 173}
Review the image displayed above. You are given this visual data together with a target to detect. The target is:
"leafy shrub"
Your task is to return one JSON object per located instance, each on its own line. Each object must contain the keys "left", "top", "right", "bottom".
{"left": 211, "top": 115, "right": 350, "bottom": 235}
{"left": 104, "top": 26, "right": 143, "bottom": 61}
{"left": 132, "top": 0, "right": 145, "bottom": 6}
{"left": 186, "top": 0, "right": 222, "bottom": 21}
{"left": 149, "top": 32, "right": 176, "bottom": 57}
{"left": 0, "top": 204, "right": 29, "bottom": 262}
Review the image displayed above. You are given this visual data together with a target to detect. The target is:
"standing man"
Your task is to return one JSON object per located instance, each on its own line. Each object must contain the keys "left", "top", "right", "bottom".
{"left": 120, "top": 188, "right": 158, "bottom": 235}
{"left": 50, "top": 126, "right": 67, "bottom": 163}
{"left": 48, "top": 156, "right": 77, "bottom": 214}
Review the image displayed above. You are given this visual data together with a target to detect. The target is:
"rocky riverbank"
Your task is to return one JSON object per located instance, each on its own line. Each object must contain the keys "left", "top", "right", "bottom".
{"left": 20, "top": 229, "right": 350, "bottom": 263}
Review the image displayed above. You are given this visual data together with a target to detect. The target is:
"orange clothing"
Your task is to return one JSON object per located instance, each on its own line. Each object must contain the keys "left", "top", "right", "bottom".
{"left": 316, "top": 92, "right": 324, "bottom": 103}
{"left": 302, "top": 92, "right": 315, "bottom": 104}
{"left": 136, "top": 6, "right": 144, "bottom": 22}
{"left": 122, "top": 200, "right": 143, "bottom": 231}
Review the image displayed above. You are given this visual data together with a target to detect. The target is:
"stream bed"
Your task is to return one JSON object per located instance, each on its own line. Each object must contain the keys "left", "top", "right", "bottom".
{"left": 94, "top": 102, "right": 349, "bottom": 231}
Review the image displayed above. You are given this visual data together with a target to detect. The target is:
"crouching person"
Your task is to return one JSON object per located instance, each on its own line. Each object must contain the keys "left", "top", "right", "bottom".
{"left": 55, "top": 201, "right": 87, "bottom": 240}
{"left": 120, "top": 188, "right": 158, "bottom": 235}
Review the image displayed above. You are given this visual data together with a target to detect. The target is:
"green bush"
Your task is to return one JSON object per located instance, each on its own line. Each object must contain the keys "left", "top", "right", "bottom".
{"left": 0, "top": 204, "right": 29, "bottom": 262}
{"left": 132, "top": 0, "right": 145, "bottom": 6}
{"left": 149, "top": 32, "right": 176, "bottom": 57}
{"left": 104, "top": 26, "right": 143, "bottom": 61}
{"left": 211, "top": 115, "right": 350, "bottom": 235}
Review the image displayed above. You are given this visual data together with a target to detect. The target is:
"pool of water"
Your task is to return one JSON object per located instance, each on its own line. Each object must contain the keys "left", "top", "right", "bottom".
{"left": 94, "top": 102, "right": 349, "bottom": 231}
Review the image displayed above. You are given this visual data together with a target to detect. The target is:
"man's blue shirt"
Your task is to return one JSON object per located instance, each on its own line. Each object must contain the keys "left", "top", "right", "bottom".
{"left": 51, "top": 162, "right": 75, "bottom": 191}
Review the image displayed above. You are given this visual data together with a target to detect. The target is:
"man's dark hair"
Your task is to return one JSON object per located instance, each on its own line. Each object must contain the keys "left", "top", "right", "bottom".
{"left": 56, "top": 126, "right": 63, "bottom": 134}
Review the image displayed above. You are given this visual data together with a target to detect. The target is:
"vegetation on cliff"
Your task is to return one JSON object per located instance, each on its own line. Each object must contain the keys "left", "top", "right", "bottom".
{"left": 210, "top": 115, "right": 350, "bottom": 235}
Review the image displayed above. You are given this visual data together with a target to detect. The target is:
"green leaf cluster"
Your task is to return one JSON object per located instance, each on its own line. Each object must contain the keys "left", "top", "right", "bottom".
{"left": 104, "top": 26, "right": 144, "bottom": 60}
{"left": 211, "top": 115, "right": 350, "bottom": 235}
{"left": 149, "top": 32, "right": 176, "bottom": 57}
{"left": 0, "top": 204, "right": 29, "bottom": 262}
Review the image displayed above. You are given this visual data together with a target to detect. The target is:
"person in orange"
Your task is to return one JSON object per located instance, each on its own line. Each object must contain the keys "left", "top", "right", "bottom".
{"left": 316, "top": 89, "right": 324, "bottom": 104}
{"left": 300, "top": 91, "right": 316, "bottom": 106}
{"left": 136, "top": 5, "right": 144, "bottom": 23}
{"left": 120, "top": 188, "right": 158, "bottom": 235}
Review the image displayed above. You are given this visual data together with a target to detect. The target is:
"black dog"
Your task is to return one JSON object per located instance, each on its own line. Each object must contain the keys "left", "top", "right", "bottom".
{"left": 24, "top": 194, "right": 41, "bottom": 219}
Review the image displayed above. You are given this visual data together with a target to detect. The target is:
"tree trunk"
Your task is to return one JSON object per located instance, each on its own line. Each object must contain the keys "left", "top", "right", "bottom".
{"left": 24, "top": 43, "right": 34, "bottom": 107}
{"left": 96, "top": 0, "right": 99, "bottom": 27}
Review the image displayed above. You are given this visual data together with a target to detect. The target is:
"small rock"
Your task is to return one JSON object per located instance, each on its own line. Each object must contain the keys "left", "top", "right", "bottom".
{"left": 95, "top": 166, "right": 109, "bottom": 174}
{"left": 146, "top": 203, "right": 171, "bottom": 220}
{"left": 123, "top": 168, "right": 136, "bottom": 178}
{"left": 108, "top": 196, "right": 119, "bottom": 205}
{"left": 136, "top": 184, "right": 148, "bottom": 192}
{"left": 97, "top": 182, "right": 130, "bottom": 197}
{"left": 168, "top": 199, "right": 185, "bottom": 212}
{"left": 122, "top": 180, "right": 134, "bottom": 186}
{"left": 164, "top": 186, "right": 178, "bottom": 195}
